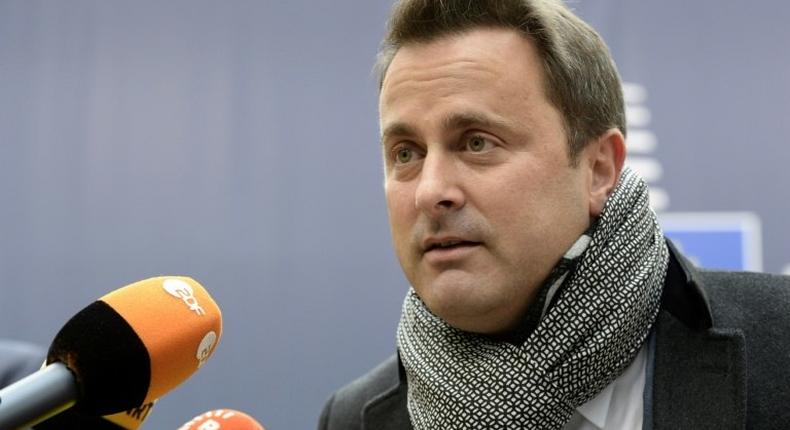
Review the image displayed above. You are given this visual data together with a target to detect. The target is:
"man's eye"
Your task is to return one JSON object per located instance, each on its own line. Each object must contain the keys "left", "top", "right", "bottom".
{"left": 467, "top": 135, "right": 490, "bottom": 152}
{"left": 396, "top": 147, "right": 413, "bottom": 163}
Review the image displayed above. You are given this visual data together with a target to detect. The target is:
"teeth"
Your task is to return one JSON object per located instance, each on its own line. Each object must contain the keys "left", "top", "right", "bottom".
{"left": 438, "top": 240, "right": 461, "bottom": 248}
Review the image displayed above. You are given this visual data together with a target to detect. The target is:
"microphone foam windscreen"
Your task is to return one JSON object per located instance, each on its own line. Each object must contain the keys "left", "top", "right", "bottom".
{"left": 178, "top": 409, "right": 265, "bottom": 430}
{"left": 47, "top": 277, "right": 222, "bottom": 415}
{"left": 46, "top": 300, "right": 149, "bottom": 414}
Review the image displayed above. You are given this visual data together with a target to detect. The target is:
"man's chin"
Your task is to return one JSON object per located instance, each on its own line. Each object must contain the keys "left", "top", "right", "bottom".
{"left": 418, "top": 285, "right": 512, "bottom": 334}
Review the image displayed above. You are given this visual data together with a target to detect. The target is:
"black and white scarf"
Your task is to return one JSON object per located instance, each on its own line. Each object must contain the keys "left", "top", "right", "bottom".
{"left": 396, "top": 167, "right": 669, "bottom": 429}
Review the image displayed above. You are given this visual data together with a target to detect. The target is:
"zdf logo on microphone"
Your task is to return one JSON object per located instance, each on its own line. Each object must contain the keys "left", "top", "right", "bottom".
{"left": 163, "top": 278, "right": 206, "bottom": 316}
{"left": 197, "top": 331, "right": 217, "bottom": 368}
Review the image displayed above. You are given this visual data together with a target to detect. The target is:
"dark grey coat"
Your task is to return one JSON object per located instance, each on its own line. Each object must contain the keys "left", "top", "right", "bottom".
{"left": 319, "top": 244, "right": 790, "bottom": 430}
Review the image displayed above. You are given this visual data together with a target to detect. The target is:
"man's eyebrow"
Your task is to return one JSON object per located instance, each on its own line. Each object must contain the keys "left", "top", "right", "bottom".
{"left": 380, "top": 112, "right": 516, "bottom": 145}
{"left": 380, "top": 122, "right": 416, "bottom": 145}
{"left": 442, "top": 112, "right": 514, "bottom": 132}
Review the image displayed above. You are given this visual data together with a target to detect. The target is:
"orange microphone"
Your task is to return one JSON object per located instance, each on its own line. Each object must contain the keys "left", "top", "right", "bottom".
{"left": 178, "top": 409, "right": 266, "bottom": 430}
{"left": 0, "top": 276, "right": 222, "bottom": 429}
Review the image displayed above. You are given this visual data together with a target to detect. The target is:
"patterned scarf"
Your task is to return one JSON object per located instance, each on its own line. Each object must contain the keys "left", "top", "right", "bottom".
{"left": 396, "top": 167, "right": 669, "bottom": 429}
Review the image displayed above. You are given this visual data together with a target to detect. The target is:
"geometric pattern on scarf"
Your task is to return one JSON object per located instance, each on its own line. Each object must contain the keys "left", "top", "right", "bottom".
{"left": 397, "top": 167, "right": 669, "bottom": 429}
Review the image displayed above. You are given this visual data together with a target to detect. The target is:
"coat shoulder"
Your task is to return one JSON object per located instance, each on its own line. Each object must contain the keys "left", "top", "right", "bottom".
{"left": 699, "top": 269, "right": 790, "bottom": 326}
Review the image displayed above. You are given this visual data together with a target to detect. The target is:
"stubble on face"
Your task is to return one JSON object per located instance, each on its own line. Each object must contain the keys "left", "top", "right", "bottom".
{"left": 380, "top": 27, "right": 592, "bottom": 335}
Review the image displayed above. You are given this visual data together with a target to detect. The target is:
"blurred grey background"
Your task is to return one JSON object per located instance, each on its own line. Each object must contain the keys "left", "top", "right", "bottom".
{"left": 1, "top": 1, "right": 788, "bottom": 429}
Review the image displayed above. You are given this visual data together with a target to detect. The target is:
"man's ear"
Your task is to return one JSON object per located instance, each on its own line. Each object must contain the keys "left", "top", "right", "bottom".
{"left": 585, "top": 128, "right": 626, "bottom": 217}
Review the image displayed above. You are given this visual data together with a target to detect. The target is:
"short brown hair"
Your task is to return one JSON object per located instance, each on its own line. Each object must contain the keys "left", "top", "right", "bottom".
{"left": 376, "top": 0, "right": 626, "bottom": 162}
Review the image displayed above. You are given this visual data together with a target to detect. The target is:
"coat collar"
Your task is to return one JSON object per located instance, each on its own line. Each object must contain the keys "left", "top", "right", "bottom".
{"left": 660, "top": 239, "right": 713, "bottom": 330}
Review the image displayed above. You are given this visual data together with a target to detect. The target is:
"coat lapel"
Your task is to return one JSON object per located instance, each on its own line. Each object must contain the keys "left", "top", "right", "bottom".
{"left": 361, "top": 355, "right": 412, "bottom": 430}
{"left": 361, "top": 385, "right": 411, "bottom": 430}
{"left": 651, "top": 242, "right": 747, "bottom": 430}
{"left": 652, "top": 313, "right": 746, "bottom": 430}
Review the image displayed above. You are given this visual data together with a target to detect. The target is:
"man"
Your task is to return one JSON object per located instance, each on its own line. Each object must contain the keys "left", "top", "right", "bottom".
{"left": 319, "top": 1, "right": 790, "bottom": 429}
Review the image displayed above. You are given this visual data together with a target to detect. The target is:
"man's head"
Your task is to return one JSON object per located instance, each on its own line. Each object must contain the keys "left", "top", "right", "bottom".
{"left": 379, "top": 0, "right": 626, "bottom": 334}
{"left": 376, "top": 0, "right": 626, "bottom": 162}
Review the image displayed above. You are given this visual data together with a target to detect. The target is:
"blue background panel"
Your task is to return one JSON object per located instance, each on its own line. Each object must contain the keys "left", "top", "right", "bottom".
{"left": 664, "top": 230, "right": 746, "bottom": 271}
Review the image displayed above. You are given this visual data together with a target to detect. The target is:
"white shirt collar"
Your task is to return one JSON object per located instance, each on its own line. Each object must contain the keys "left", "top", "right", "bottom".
{"left": 575, "top": 379, "right": 615, "bottom": 429}
{"left": 567, "top": 344, "right": 648, "bottom": 430}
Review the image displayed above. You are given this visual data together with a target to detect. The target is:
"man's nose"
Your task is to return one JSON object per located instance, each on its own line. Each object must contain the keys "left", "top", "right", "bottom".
{"left": 414, "top": 152, "right": 465, "bottom": 218}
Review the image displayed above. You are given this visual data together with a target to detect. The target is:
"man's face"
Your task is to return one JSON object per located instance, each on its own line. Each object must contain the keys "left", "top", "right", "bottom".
{"left": 379, "top": 27, "right": 596, "bottom": 334}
